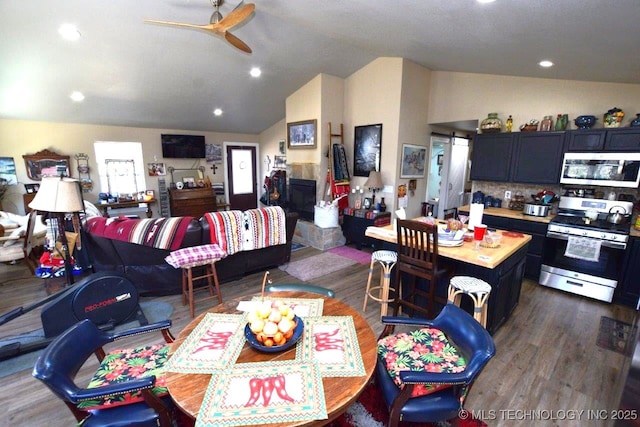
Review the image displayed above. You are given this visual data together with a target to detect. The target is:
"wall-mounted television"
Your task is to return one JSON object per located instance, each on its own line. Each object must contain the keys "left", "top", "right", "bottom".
{"left": 161, "top": 134, "right": 206, "bottom": 159}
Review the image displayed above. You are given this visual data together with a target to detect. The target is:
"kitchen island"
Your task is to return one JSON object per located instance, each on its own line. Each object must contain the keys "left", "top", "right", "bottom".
{"left": 365, "top": 219, "right": 531, "bottom": 334}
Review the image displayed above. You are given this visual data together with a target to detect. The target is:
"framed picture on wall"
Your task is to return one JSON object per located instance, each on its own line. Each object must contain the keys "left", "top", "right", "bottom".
{"left": 287, "top": 119, "right": 317, "bottom": 148}
{"left": 353, "top": 124, "right": 382, "bottom": 177}
{"left": 400, "top": 144, "right": 427, "bottom": 178}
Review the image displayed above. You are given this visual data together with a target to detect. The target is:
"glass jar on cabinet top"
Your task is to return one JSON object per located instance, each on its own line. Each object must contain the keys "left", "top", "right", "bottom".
{"left": 480, "top": 113, "right": 502, "bottom": 133}
{"left": 540, "top": 115, "right": 553, "bottom": 131}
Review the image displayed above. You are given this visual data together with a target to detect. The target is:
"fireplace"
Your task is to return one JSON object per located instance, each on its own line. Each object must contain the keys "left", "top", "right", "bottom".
{"left": 288, "top": 178, "right": 316, "bottom": 221}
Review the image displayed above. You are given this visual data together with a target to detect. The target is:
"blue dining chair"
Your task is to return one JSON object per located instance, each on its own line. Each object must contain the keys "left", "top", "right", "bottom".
{"left": 376, "top": 304, "right": 496, "bottom": 426}
{"left": 32, "top": 319, "right": 175, "bottom": 427}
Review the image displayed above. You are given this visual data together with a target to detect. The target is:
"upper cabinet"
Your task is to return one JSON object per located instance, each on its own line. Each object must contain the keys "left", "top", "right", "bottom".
{"left": 566, "top": 128, "right": 640, "bottom": 151}
{"left": 471, "top": 132, "right": 566, "bottom": 184}
{"left": 604, "top": 128, "right": 640, "bottom": 151}
{"left": 566, "top": 130, "right": 605, "bottom": 151}
{"left": 511, "top": 132, "right": 566, "bottom": 184}
{"left": 470, "top": 133, "right": 514, "bottom": 182}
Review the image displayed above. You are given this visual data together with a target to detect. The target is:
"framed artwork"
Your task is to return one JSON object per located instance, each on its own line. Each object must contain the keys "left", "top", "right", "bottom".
{"left": 353, "top": 124, "right": 382, "bottom": 177}
{"left": 0, "top": 157, "right": 18, "bottom": 185}
{"left": 437, "top": 154, "right": 444, "bottom": 165}
{"left": 183, "top": 176, "right": 196, "bottom": 188}
{"left": 147, "top": 162, "right": 166, "bottom": 176}
{"left": 363, "top": 197, "right": 373, "bottom": 210}
{"left": 287, "top": 119, "right": 317, "bottom": 149}
{"left": 206, "top": 143, "right": 223, "bottom": 163}
{"left": 274, "top": 155, "right": 287, "bottom": 169}
{"left": 400, "top": 144, "right": 427, "bottom": 178}
{"left": 23, "top": 149, "right": 71, "bottom": 181}
{"left": 278, "top": 139, "right": 286, "bottom": 155}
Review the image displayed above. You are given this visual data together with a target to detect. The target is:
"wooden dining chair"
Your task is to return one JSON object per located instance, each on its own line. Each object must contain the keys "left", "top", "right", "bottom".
{"left": 393, "top": 219, "right": 452, "bottom": 319}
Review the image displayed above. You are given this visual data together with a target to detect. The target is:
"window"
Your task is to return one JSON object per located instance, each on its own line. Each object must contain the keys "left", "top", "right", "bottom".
{"left": 94, "top": 142, "right": 145, "bottom": 196}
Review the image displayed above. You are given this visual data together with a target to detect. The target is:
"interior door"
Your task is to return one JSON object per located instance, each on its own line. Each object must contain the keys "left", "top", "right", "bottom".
{"left": 226, "top": 145, "right": 258, "bottom": 210}
{"left": 438, "top": 137, "right": 469, "bottom": 218}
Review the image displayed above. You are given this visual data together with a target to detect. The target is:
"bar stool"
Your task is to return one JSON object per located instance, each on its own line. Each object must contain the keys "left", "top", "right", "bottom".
{"left": 363, "top": 250, "right": 397, "bottom": 316}
{"left": 447, "top": 276, "right": 492, "bottom": 328}
{"left": 165, "top": 244, "right": 226, "bottom": 318}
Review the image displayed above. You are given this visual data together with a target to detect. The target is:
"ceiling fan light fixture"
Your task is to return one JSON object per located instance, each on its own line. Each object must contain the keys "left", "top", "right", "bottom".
{"left": 58, "top": 24, "right": 81, "bottom": 41}
{"left": 210, "top": 11, "right": 223, "bottom": 24}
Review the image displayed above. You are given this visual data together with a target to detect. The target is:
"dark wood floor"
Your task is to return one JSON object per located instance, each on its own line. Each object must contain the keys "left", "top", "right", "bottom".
{"left": 0, "top": 245, "right": 634, "bottom": 426}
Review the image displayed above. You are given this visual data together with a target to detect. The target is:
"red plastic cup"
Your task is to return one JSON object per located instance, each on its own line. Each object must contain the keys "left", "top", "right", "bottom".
{"left": 473, "top": 224, "right": 487, "bottom": 242}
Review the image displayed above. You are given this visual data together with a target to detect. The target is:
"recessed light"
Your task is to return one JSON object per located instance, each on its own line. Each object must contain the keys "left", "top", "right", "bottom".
{"left": 539, "top": 60, "right": 554, "bottom": 68}
{"left": 213, "top": 108, "right": 223, "bottom": 116}
{"left": 58, "top": 24, "right": 81, "bottom": 41}
{"left": 70, "top": 91, "right": 85, "bottom": 102}
{"left": 249, "top": 67, "right": 262, "bottom": 78}
{"left": 477, "top": 0, "right": 496, "bottom": 3}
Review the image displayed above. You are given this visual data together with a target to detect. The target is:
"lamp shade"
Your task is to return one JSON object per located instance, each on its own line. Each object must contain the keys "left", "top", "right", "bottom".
{"left": 364, "top": 171, "right": 383, "bottom": 190}
{"left": 29, "top": 176, "right": 84, "bottom": 213}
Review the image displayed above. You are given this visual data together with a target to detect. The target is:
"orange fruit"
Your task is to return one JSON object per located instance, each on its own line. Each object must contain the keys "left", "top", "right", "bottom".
{"left": 264, "top": 338, "right": 274, "bottom": 347}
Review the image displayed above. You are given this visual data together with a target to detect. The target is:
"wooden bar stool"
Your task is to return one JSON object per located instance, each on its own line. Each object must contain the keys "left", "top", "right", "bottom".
{"left": 165, "top": 244, "right": 226, "bottom": 318}
{"left": 447, "top": 276, "right": 492, "bottom": 328}
{"left": 363, "top": 250, "right": 397, "bottom": 316}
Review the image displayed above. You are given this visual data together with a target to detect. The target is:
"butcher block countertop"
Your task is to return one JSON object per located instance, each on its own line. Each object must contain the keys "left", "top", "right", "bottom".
{"left": 458, "top": 205, "right": 554, "bottom": 224}
{"left": 365, "top": 218, "right": 532, "bottom": 270}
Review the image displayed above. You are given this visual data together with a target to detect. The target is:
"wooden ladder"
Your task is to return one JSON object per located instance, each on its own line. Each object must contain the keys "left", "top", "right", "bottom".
{"left": 325, "top": 122, "right": 350, "bottom": 212}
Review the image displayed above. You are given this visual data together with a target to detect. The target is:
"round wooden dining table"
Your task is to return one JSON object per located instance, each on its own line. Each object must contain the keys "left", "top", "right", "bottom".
{"left": 165, "top": 291, "right": 378, "bottom": 426}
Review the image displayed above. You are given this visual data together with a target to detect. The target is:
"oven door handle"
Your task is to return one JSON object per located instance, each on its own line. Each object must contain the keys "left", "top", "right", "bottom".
{"left": 546, "top": 231, "right": 627, "bottom": 250}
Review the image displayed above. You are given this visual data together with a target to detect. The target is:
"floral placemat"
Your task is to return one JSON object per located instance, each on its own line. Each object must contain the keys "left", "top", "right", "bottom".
{"left": 245, "top": 297, "right": 324, "bottom": 317}
{"left": 296, "top": 316, "right": 365, "bottom": 377}
{"left": 165, "top": 313, "right": 246, "bottom": 373}
{"left": 196, "top": 360, "right": 327, "bottom": 427}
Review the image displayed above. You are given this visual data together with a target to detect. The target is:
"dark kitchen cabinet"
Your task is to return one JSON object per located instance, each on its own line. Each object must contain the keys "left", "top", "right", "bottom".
{"left": 614, "top": 236, "right": 640, "bottom": 308}
{"left": 470, "top": 133, "right": 514, "bottom": 182}
{"left": 604, "top": 128, "right": 640, "bottom": 151}
{"left": 459, "top": 211, "right": 548, "bottom": 281}
{"left": 566, "top": 130, "right": 605, "bottom": 151}
{"left": 511, "top": 132, "right": 566, "bottom": 184}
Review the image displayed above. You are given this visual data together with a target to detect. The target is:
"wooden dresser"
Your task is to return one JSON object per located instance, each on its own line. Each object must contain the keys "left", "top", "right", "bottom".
{"left": 169, "top": 188, "right": 217, "bottom": 217}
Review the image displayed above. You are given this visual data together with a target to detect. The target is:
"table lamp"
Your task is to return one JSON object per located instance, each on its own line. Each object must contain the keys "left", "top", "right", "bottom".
{"left": 364, "top": 171, "right": 383, "bottom": 208}
{"left": 29, "top": 176, "right": 84, "bottom": 286}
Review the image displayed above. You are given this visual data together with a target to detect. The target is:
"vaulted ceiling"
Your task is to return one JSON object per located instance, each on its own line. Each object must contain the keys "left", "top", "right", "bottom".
{"left": 1, "top": 0, "right": 639, "bottom": 134}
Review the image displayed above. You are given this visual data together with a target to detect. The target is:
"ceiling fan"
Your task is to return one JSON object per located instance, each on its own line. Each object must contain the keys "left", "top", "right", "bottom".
{"left": 144, "top": 0, "right": 255, "bottom": 53}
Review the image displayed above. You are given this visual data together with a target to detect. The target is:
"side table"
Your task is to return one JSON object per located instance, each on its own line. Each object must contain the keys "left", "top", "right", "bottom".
{"left": 341, "top": 208, "right": 391, "bottom": 249}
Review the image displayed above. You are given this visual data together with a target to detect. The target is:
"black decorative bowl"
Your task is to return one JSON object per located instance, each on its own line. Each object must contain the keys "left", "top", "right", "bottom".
{"left": 574, "top": 115, "right": 597, "bottom": 129}
{"left": 244, "top": 316, "right": 304, "bottom": 353}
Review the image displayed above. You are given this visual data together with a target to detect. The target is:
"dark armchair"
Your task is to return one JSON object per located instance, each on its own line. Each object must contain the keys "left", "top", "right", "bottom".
{"left": 32, "top": 319, "right": 175, "bottom": 427}
{"left": 376, "top": 304, "right": 496, "bottom": 426}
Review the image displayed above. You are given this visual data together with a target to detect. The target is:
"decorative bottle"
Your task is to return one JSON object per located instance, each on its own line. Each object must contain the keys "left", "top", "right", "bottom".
{"left": 379, "top": 197, "right": 387, "bottom": 212}
{"left": 630, "top": 113, "right": 640, "bottom": 127}
{"left": 480, "top": 113, "right": 502, "bottom": 133}
{"left": 540, "top": 115, "right": 553, "bottom": 131}
{"left": 505, "top": 115, "right": 513, "bottom": 132}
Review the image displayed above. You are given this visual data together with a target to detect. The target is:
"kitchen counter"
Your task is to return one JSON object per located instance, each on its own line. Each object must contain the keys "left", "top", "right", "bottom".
{"left": 365, "top": 217, "right": 531, "bottom": 334}
{"left": 458, "top": 205, "right": 554, "bottom": 224}
{"left": 365, "top": 218, "right": 532, "bottom": 269}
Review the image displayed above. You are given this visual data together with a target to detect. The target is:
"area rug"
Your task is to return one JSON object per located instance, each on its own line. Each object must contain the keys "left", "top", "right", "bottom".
{"left": 597, "top": 316, "right": 636, "bottom": 356}
{"left": 279, "top": 252, "right": 357, "bottom": 282}
{"left": 0, "top": 300, "right": 173, "bottom": 379}
{"left": 328, "top": 381, "right": 487, "bottom": 427}
{"left": 328, "top": 245, "right": 372, "bottom": 265}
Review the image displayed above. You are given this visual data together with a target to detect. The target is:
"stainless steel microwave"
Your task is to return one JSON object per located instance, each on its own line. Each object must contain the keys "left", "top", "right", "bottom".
{"left": 560, "top": 152, "right": 640, "bottom": 188}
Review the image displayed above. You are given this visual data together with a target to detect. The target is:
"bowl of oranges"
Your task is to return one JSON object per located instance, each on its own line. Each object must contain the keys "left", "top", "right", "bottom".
{"left": 244, "top": 300, "right": 304, "bottom": 352}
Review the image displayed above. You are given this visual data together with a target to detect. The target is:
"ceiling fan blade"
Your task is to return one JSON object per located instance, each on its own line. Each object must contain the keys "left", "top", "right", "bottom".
{"left": 217, "top": 3, "right": 255, "bottom": 31}
{"left": 224, "top": 32, "right": 252, "bottom": 54}
{"left": 144, "top": 19, "right": 209, "bottom": 31}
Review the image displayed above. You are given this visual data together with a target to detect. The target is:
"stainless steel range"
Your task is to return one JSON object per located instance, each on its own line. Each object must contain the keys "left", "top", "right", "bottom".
{"left": 539, "top": 196, "right": 633, "bottom": 303}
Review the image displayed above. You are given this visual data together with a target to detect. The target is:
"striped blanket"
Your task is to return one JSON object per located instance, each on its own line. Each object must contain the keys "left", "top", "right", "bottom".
{"left": 86, "top": 216, "right": 194, "bottom": 251}
{"left": 203, "top": 210, "right": 244, "bottom": 256}
{"left": 242, "top": 206, "right": 287, "bottom": 251}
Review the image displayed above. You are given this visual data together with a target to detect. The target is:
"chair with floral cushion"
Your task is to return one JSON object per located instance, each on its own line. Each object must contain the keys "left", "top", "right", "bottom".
{"left": 376, "top": 304, "right": 495, "bottom": 426}
{"left": 32, "top": 318, "right": 175, "bottom": 427}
